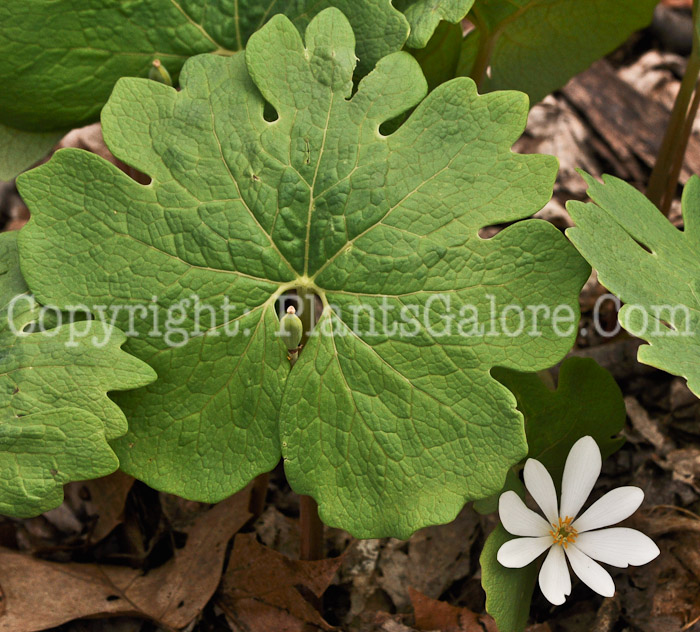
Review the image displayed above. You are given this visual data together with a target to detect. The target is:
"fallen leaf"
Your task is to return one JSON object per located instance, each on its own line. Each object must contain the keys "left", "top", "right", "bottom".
{"left": 369, "top": 612, "right": 418, "bottom": 632}
{"left": 662, "top": 449, "right": 700, "bottom": 492}
{"left": 0, "top": 488, "right": 251, "bottom": 632}
{"left": 218, "top": 533, "right": 342, "bottom": 632}
{"left": 67, "top": 471, "right": 135, "bottom": 543}
{"left": 253, "top": 506, "right": 301, "bottom": 560}
{"left": 669, "top": 378, "right": 698, "bottom": 416}
{"left": 640, "top": 507, "right": 700, "bottom": 537}
{"left": 625, "top": 396, "right": 669, "bottom": 451}
{"left": 379, "top": 506, "right": 478, "bottom": 609}
{"left": 337, "top": 538, "right": 385, "bottom": 623}
{"left": 409, "top": 589, "right": 497, "bottom": 632}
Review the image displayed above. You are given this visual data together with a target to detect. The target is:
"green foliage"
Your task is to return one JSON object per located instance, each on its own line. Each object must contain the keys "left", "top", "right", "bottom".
{"left": 0, "top": 124, "right": 63, "bottom": 182}
{"left": 0, "top": 0, "right": 409, "bottom": 132}
{"left": 0, "top": 0, "right": 409, "bottom": 179}
{"left": 474, "top": 357, "right": 625, "bottom": 513}
{"left": 409, "top": 22, "right": 464, "bottom": 92}
{"left": 459, "top": 0, "right": 658, "bottom": 104}
{"left": 479, "top": 357, "right": 625, "bottom": 632}
{"left": 568, "top": 173, "right": 700, "bottom": 397}
{"left": 395, "top": 0, "right": 474, "bottom": 47}
{"left": 0, "top": 231, "right": 155, "bottom": 518}
{"left": 495, "top": 357, "right": 626, "bottom": 486}
{"left": 18, "top": 10, "right": 587, "bottom": 537}
{"left": 481, "top": 523, "right": 538, "bottom": 632}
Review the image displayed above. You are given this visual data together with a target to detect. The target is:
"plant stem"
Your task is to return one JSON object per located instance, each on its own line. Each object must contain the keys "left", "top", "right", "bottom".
{"left": 647, "top": 1, "right": 700, "bottom": 214}
{"left": 299, "top": 495, "right": 324, "bottom": 561}
{"left": 249, "top": 472, "right": 269, "bottom": 519}
{"left": 662, "top": 82, "right": 700, "bottom": 214}
{"left": 467, "top": 9, "right": 494, "bottom": 91}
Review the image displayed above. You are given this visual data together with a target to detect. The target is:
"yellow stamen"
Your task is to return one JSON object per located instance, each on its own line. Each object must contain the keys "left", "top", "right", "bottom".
{"left": 549, "top": 516, "right": 578, "bottom": 548}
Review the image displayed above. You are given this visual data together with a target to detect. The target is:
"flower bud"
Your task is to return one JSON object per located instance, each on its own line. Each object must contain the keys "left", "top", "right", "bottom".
{"left": 149, "top": 59, "right": 172, "bottom": 86}
{"left": 279, "top": 305, "right": 303, "bottom": 350}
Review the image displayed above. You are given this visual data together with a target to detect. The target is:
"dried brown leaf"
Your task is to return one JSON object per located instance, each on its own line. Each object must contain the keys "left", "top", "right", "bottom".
{"left": 218, "top": 533, "right": 342, "bottom": 632}
{"left": 409, "top": 589, "right": 497, "bottom": 632}
{"left": 379, "top": 506, "right": 478, "bottom": 609}
{"left": 0, "top": 488, "right": 251, "bottom": 632}
{"left": 67, "top": 471, "right": 135, "bottom": 543}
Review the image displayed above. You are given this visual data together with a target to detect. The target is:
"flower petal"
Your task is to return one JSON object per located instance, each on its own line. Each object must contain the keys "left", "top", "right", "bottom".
{"left": 560, "top": 436, "right": 602, "bottom": 520}
{"left": 499, "top": 490, "right": 552, "bottom": 537}
{"left": 574, "top": 528, "right": 660, "bottom": 568}
{"left": 538, "top": 544, "right": 571, "bottom": 605}
{"left": 524, "top": 459, "right": 559, "bottom": 525}
{"left": 565, "top": 543, "right": 615, "bottom": 597}
{"left": 572, "top": 487, "right": 644, "bottom": 533}
{"left": 497, "top": 536, "right": 552, "bottom": 568}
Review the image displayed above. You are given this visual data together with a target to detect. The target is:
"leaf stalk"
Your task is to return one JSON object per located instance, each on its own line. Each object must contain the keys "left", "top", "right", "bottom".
{"left": 468, "top": 8, "right": 494, "bottom": 90}
{"left": 647, "top": 0, "right": 700, "bottom": 215}
{"left": 299, "top": 495, "right": 324, "bottom": 561}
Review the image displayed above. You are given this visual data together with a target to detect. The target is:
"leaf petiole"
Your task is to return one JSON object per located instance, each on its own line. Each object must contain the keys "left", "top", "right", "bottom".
{"left": 647, "top": 0, "right": 700, "bottom": 215}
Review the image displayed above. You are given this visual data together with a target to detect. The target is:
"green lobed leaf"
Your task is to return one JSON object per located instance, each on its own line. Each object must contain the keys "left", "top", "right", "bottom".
{"left": 395, "top": 0, "right": 474, "bottom": 48}
{"left": 0, "top": 124, "right": 64, "bottom": 182}
{"left": 568, "top": 173, "right": 700, "bottom": 397}
{"left": 17, "top": 9, "right": 588, "bottom": 538}
{"left": 474, "top": 356, "right": 625, "bottom": 511}
{"left": 459, "top": 0, "right": 658, "bottom": 104}
{"left": 479, "top": 357, "right": 625, "bottom": 632}
{"left": 495, "top": 357, "right": 626, "bottom": 486}
{"left": 481, "top": 523, "right": 538, "bottom": 632}
{"left": 409, "top": 21, "right": 464, "bottom": 92}
{"left": 0, "top": 0, "right": 408, "bottom": 133}
{"left": 0, "top": 231, "right": 155, "bottom": 518}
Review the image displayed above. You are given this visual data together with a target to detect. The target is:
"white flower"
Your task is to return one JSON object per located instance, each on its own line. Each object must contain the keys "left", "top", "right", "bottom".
{"left": 497, "top": 436, "right": 659, "bottom": 605}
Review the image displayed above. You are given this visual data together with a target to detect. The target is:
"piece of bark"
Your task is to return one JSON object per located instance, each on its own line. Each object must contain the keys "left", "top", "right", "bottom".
{"left": 562, "top": 59, "right": 700, "bottom": 186}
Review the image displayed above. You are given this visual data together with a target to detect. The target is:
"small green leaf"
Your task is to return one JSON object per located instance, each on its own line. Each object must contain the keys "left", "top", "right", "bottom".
{"left": 481, "top": 523, "right": 538, "bottom": 632}
{"left": 0, "top": 231, "right": 155, "bottom": 518}
{"left": 409, "top": 21, "right": 464, "bottom": 91}
{"left": 474, "top": 357, "right": 625, "bottom": 513}
{"left": 0, "top": 123, "right": 63, "bottom": 181}
{"left": 395, "top": 0, "right": 474, "bottom": 48}
{"left": 0, "top": 0, "right": 408, "bottom": 133}
{"left": 479, "top": 357, "right": 625, "bottom": 632}
{"left": 18, "top": 10, "right": 587, "bottom": 538}
{"left": 568, "top": 173, "right": 700, "bottom": 397}
{"left": 459, "top": 0, "right": 657, "bottom": 104}
{"left": 494, "top": 357, "right": 626, "bottom": 486}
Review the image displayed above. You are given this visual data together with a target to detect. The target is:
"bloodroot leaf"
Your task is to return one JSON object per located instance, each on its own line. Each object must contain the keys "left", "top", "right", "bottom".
{"left": 394, "top": 0, "right": 475, "bottom": 48}
{"left": 0, "top": 232, "right": 155, "bottom": 518}
{"left": 495, "top": 357, "right": 626, "bottom": 487}
{"left": 475, "top": 357, "right": 626, "bottom": 514}
{"left": 17, "top": 9, "right": 588, "bottom": 537}
{"left": 0, "top": 124, "right": 63, "bottom": 181}
{"left": 568, "top": 173, "right": 700, "bottom": 397}
{"left": 459, "top": 0, "right": 657, "bottom": 104}
{"left": 0, "top": 0, "right": 407, "bottom": 132}
{"left": 481, "top": 523, "right": 538, "bottom": 632}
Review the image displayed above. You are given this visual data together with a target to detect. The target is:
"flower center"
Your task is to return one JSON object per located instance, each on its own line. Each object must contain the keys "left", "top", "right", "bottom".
{"left": 550, "top": 516, "right": 577, "bottom": 547}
